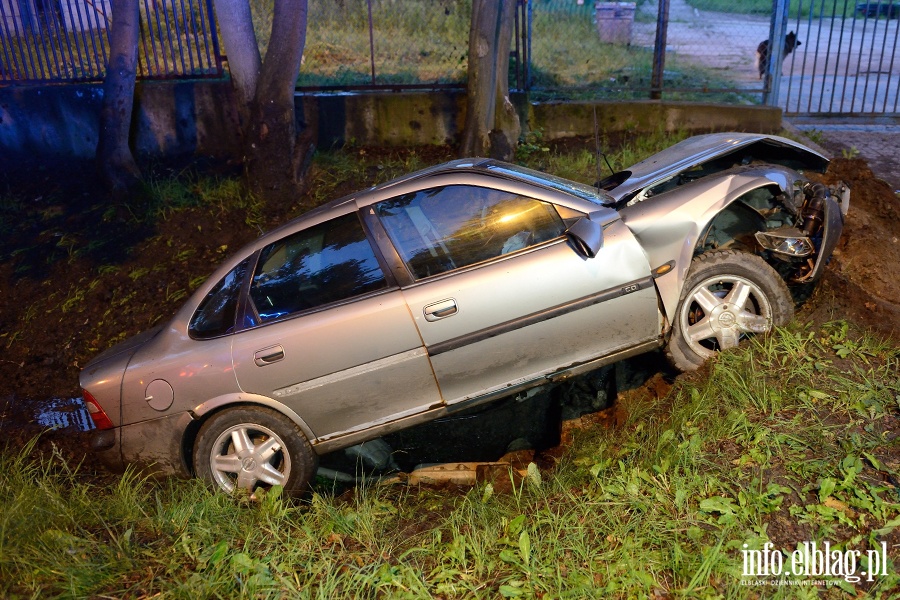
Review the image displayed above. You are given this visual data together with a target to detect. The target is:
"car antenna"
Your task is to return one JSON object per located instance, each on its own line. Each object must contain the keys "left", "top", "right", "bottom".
{"left": 593, "top": 106, "right": 614, "bottom": 191}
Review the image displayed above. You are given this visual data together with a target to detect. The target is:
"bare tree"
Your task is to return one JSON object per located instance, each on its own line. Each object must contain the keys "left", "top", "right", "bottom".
{"left": 214, "top": 0, "right": 314, "bottom": 203}
{"left": 460, "top": 0, "right": 520, "bottom": 160}
{"left": 96, "top": 0, "right": 142, "bottom": 195}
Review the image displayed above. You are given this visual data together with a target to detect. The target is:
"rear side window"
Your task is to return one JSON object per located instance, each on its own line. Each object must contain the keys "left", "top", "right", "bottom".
{"left": 375, "top": 185, "right": 567, "bottom": 279}
{"left": 189, "top": 259, "right": 249, "bottom": 339}
{"left": 249, "top": 213, "right": 388, "bottom": 323}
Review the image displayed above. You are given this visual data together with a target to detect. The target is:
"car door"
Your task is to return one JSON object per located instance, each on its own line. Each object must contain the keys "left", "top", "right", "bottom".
{"left": 230, "top": 211, "right": 442, "bottom": 440}
{"left": 372, "top": 181, "right": 661, "bottom": 405}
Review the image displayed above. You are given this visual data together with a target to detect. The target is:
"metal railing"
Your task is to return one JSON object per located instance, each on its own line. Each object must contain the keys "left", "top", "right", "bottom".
{"left": 0, "top": 0, "right": 222, "bottom": 83}
{"left": 3, "top": 0, "right": 898, "bottom": 117}
{"left": 780, "top": 0, "right": 900, "bottom": 116}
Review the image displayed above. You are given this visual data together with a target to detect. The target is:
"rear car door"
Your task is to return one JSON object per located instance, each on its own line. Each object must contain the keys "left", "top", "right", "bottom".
{"left": 372, "top": 180, "right": 661, "bottom": 405}
{"left": 230, "top": 211, "right": 442, "bottom": 440}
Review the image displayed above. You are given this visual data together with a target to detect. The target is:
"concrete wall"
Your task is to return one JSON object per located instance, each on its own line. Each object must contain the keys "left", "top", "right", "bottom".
{"left": 0, "top": 81, "right": 782, "bottom": 163}
{"left": 529, "top": 100, "right": 783, "bottom": 141}
{"left": 0, "top": 80, "right": 242, "bottom": 162}
{"left": 309, "top": 91, "right": 782, "bottom": 148}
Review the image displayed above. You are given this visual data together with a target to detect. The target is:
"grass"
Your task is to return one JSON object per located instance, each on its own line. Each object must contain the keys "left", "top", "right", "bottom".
{"left": 2, "top": 323, "right": 898, "bottom": 597}
{"left": 516, "top": 127, "right": 691, "bottom": 181}
{"left": 287, "top": 0, "right": 755, "bottom": 99}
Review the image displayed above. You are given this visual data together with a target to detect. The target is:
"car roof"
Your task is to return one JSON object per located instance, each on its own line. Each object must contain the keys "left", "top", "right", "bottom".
{"left": 267, "top": 157, "right": 609, "bottom": 235}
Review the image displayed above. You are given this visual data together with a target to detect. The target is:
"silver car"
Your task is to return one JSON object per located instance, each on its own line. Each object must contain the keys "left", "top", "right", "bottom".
{"left": 80, "top": 133, "right": 848, "bottom": 496}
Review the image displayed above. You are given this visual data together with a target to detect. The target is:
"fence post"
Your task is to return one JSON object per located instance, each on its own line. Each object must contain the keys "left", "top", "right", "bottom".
{"left": 650, "top": 0, "right": 669, "bottom": 99}
{"left": 526, "top": 0, "right": 532, "bottom": 90}
{"left": 764, "top": 0, "right": 790, "bottom": 106}
{"left": 366, "top": 0, "right": 376, "bottom": 85}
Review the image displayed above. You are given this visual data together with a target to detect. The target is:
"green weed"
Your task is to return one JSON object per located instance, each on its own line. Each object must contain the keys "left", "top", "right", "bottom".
{"left": 4, "top": 324, "right": 900, "bottom": 596}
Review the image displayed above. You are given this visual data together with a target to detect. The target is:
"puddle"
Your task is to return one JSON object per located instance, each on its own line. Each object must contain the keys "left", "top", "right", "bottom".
{"left": 34, "top": 397, "right": 95, "bottom": 432}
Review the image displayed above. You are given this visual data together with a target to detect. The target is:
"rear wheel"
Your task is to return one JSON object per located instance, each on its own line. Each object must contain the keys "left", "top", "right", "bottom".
{"left": 666, "top": 250, "right": 793, "bottom": 371}
{"left": 194, "top": 407, "right": 317, "bottom": 497}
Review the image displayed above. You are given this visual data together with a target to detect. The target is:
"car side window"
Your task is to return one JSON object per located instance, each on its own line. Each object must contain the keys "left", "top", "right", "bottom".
{"left": 249, "top": 212, "right": 388, "bottom": 323}
{"left": 374, "top": 185, "right": 568, "bottom": 279}
{"left": 189, "top": 259, "right": 250, "bottom": 339}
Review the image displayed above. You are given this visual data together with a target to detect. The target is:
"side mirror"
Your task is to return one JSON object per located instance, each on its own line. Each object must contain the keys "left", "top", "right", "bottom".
{"left": 566, "top": 217, "right": 603, "bottom": 258}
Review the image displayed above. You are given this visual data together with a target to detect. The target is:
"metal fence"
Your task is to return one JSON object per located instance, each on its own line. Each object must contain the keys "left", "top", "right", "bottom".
{"left": 297, "top": 0, "right": 528, "bottom": 91}
{"left": 294, "top": 0, "right": 773, "bottom": 101}
{"left": 529, "top": 0, "right": 900, "bottom": 115}
{"left": 520, "top": 0, "right": 771, "bottom": 102}
{"left": 778, "top": 0, "right": 900, "bottom": 116}
{"left": 0, "top": 0, "right": 222, "bottom": 83}
{"left": 296, "top": 0, "right": 469, "bottom": 90}
{"left": 3, "top": 0, "right": 898, "bottom": 117}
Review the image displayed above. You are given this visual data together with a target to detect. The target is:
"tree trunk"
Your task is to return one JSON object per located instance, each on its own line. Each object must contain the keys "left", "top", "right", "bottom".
{"left": 243, "top": 0, "right": 312, "bottom": 204}
{"left": 214, "top": 0, "right": 313, "bottom": 204}
{"left": 96, "top": 0, "right": 141, "bottom": 195}
{"left": 460, "top": 0, "right": 519, "bottom": 160}
{"left": 489, "top": 0, "right": 520, "bottom": 161}
{"left": 460, "top": 0, "right": 500, "bottom": 158}
{"left": 211, "top": 0, "right": 260, "bottom": 122}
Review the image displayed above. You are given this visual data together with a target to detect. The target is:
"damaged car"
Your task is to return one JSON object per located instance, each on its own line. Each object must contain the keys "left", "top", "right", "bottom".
{"left": 80, "top": 132, "right": 848, "bottom": 496}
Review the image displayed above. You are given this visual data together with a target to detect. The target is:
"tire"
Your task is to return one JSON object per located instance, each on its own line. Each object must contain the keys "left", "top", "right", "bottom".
{"left": 194, "top": 407, "right": 317, "bottom": 497}
{"left": 666, "top": 250, "right": 793, "bottom": 372}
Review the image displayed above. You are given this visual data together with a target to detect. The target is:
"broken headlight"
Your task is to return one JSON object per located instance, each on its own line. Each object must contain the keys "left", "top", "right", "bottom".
{"left": 755, "top": 228, "right": 815, "bottom": 258}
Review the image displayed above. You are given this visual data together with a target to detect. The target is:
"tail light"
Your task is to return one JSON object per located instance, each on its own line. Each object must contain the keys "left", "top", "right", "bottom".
{"left": 82, "top": 390, "right": 114, "bottom": 430}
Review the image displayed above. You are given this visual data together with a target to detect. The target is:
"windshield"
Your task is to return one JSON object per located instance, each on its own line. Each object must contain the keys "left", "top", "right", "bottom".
{"left": 486, "top": 164, "right": 614, "bottom": 206}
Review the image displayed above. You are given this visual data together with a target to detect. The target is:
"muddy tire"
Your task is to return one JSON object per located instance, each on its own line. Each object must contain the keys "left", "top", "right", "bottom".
{"left": 194, "top": 407, "right": 317, "bottom": 497}
{"left": 666, "top": 250, "right": 793, "bottom": 371}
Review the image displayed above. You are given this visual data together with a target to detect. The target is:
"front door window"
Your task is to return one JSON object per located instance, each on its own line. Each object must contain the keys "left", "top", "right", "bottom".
{"left": 374, "top": 185, "right": 567, "bottom": 279}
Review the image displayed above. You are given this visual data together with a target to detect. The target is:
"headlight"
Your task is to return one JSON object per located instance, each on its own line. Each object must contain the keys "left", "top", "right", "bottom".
{"left": 755, "top": 229, "right": 815, "bottom": 257}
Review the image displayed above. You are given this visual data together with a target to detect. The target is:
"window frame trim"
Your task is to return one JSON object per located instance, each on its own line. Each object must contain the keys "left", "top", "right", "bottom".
{"left": 232, "top": 211, "right": 401, "bottom": 333}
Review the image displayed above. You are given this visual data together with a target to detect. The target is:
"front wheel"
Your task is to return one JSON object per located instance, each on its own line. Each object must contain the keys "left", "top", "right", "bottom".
{"left": 194, "top": 407, "right": 317, "bottom": 497}
{"left": 666, "top": 250, "right": 793, "bottom": 371}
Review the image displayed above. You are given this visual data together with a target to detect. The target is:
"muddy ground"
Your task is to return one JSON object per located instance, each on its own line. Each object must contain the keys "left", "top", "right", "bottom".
{"left": 0, "top": 143, "right": 898, "bottom": 466}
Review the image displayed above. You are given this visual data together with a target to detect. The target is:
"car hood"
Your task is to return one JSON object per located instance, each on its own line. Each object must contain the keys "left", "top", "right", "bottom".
{"left": 606, "top": 132, "right": 830, "bottom": 202}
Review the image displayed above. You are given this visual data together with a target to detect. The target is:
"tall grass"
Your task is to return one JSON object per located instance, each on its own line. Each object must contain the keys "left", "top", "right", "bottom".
{"left": 3, "top": 322, "right": 899, "bottom": 597}
{"left": 247, "top": 0, "right": 473, "bottom": 86}
{"left": 516, "top": 127, "right": 691, "bottom": 181}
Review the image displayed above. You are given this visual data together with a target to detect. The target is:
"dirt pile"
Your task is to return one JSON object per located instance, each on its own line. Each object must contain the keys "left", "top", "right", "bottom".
{"left": 802, "top": 158, "right": 900, "bottom": 338}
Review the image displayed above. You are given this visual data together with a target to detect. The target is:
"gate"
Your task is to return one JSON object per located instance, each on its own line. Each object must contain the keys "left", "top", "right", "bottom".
{"left": 0, "top": 0, "right": 223, "bottom": 83}
{"left": 774, "top": 0, "right": 900, "bottom": 116}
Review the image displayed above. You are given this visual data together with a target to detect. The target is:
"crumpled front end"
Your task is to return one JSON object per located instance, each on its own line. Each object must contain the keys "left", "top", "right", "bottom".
{"left": 753, "top": 179, "right": 850, "bottom": 284}
{"left": 621, "top": 164, "right": 850, "bottom": 321}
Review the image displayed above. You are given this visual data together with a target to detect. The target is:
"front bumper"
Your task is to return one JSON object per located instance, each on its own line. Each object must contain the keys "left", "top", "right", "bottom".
{"left": 807, "top": 188, "right": 847, "bottom": 282}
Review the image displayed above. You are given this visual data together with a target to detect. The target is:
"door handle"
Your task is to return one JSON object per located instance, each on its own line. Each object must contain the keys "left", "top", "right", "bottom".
{"left": 423, "top": 299, "right": 458, "bottom": 322}
{"left": 254, "top": 345, "right": 285, "bottom": 366}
